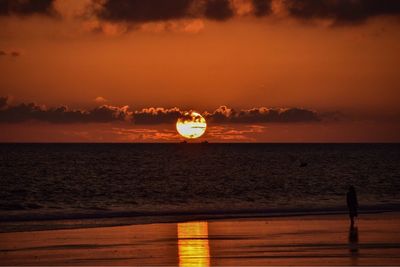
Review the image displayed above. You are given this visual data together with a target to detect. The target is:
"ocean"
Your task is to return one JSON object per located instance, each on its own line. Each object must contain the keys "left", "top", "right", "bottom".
{"left": 1, "top": 143, "right": 399, "bottom": 231}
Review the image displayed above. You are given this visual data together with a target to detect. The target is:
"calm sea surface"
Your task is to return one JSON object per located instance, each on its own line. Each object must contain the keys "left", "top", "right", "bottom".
{"left": 1, "top": 143, "right": 399, "bottom": 224}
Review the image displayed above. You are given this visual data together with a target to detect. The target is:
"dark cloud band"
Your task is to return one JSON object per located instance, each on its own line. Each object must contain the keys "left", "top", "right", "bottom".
{"left": 204, "top": 0, "right": 234, "bottom": 21}
{"left": 284, "top": 0, "right": 400, "bottom": 25}
{"left": 0, "top": 97, "right": 132, "bottom": 123}
{"left": 96, "top": 0, "right": 236, "bottom": 22}
{"left": 252, "top": 0, "right": 272, "bottom": 17}
{"left": 206, "top": 106, "right": 319, "bottom": 123}
{"left": 97, "top": 0, "right": 194, "bottom": 22}
{"left": 134, "top": 107, "right": 182, "bottom": 125}
{"left": 1, "top": 0, "right": 399, "bottom": 26}
{"left": 0, "top": 96, "right": 321, "bottom": 124}
{"left": 0, "top": 0, "right": 54, "bottom": 16}
{"left": 95, "top": 0, "right": 400, "bottom": 24}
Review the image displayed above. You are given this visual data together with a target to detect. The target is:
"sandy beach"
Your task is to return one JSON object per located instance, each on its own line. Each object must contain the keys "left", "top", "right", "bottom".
{"left": 1, "top": 212, "right": 400, "bottom": 266}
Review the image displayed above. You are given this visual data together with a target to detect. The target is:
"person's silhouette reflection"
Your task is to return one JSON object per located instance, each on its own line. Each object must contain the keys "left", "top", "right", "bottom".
{"left": 348, "top": 225, "right": 359, "bottom": 255}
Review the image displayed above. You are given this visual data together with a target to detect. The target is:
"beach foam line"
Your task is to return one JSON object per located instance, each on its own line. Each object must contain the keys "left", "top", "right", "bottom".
{"left": 1, "top": 203, "right": 400, "bottom": 222}
{"left": 1, "top": 204, "right": 400, "bottom": 233}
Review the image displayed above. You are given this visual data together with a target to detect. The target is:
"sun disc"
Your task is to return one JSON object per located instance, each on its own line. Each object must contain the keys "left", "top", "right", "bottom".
{"left": 176, "top": 111, "right": 207, "bottom": 139}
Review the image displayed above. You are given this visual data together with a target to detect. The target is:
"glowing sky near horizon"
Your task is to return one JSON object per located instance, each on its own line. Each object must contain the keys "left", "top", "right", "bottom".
{"left": 0, "top": 0, "right": 399, "bottom": 142}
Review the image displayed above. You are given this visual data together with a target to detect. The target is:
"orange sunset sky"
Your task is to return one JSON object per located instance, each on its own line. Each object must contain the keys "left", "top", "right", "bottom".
{"left": 0, "top": 0, "right": 399, "bottom": 142}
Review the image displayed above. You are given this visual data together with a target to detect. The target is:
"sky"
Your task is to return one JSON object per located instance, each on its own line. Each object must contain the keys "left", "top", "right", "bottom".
{"left": 0, "top": 0, "right": 399, "bottom": 142}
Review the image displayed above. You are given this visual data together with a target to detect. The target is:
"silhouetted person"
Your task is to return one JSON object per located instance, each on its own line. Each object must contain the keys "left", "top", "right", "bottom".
{"left": 346, "top": 186, "right": 358, "bottom": 227}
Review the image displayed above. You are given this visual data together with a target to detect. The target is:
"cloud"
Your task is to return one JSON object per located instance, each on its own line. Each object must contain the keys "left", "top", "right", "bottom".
{"left": 1, "top": 0, "right": 399, "bottom": 32}
{"left": 96, "top": 0, "right": 195, "bottom": 23}
{"left": 137, "top": 19, "right": 205, "bottom": 34}
{"left": 88, "top": 105, "right": 132, "bottom": 122}
{"left": 10, "top": 51, "right": 20, "bottom": 57}
{"left": 0, "top": 50, "right": 21, "bottom": 57}
{"left": 0, "top": 96, "right": 132, "bottom": 123}
{"left": 0, "top": 96, "right": 327, "bottom": 125}
{"left": 92, "top": 0, "right": 400, "bottom": 25}
{"left": 94, "top": 96, "right": 107, "bottom": 103}
{"left": 133, "top": 106, "right": 320, "bottom": 125}
{"left": 205, "top": 105, "right": 320, "bottom": 123}
{"left": 0, "top": 96, "right": 8, "bottom": 109}
{"left": 95, "top": 0, "right": 235, "bottom": 23}
{"left": 133, "top": 107, "right": 183, "bottom": 125}
{"left": 204, "top": 0, "right": 234, "bottom": 21}
{"left": 252, "top": 0, "right": 272, "bottom": 17}
{"left": 283, "top": 0, "right": 400, "bottom": 25}
{"left": 0, "top": 0, "right": 55, "bottom": 16}
{"left": 111, "top": 127, "right": 180, "bottom": 141}
{"left": 206, "top": 124, "right": 266, "bottom": 141}
{"left": 93, "top": 0, "right": 267, "bottom": 23}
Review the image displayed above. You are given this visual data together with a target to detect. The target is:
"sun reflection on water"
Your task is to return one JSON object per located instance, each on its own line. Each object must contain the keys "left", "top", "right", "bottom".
{"left": 177, "top": 221, "right": 210, "bottom": 267}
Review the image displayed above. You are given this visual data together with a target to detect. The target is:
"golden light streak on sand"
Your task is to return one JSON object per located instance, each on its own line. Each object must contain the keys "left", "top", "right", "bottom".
{"left": 177, "top": 221, "right": 210, "bottom": 267}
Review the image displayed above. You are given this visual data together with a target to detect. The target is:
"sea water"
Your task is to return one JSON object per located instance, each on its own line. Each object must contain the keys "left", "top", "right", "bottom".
{"left": 1, "top": 143, "right": 399, "bottom": 229}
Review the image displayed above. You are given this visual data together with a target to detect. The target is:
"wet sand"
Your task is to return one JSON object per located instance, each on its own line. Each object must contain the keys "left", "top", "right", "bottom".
{"left": 1, "top": 213, "right": 400, "bottom": 266}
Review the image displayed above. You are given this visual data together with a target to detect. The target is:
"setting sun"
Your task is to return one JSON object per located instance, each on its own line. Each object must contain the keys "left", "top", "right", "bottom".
{"left": 176, "top": 111, "right": 207, "bottom": 139}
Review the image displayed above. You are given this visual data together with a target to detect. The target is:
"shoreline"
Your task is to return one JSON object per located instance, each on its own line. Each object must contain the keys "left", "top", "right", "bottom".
{"left": 1, "top": 205, "right": 399, "bottom": 233}
{"left": 1, "top": 212, "right": 399, "bottom": 265}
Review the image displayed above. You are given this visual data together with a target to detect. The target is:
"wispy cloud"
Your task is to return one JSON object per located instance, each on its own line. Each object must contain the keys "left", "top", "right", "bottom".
{"left": 206, "top": 124, "right": 266, "bottom": 141}
{"left": 0, "top": 50, "right": 21, "bottom": 57}
{"left": 94, "top": 96, "right": 108, "bottom": 103}
{"left": 111, "top": 127, "right": 180, "bottom": 142}
{"left": 0, "top": 0, "right": 55, "bottom": 16}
